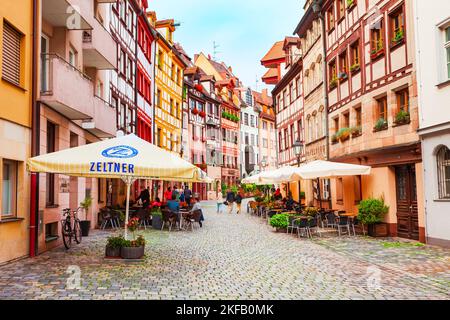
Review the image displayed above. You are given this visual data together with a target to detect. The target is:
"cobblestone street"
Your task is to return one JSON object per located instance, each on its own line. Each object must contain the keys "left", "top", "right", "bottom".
{"left": 0, "top": 200, "right": 449, "bottom": 300}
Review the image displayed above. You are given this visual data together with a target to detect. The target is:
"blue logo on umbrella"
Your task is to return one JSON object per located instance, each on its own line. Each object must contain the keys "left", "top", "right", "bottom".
{"left": 102, "top": 145, "right": 139, "bottom": 159}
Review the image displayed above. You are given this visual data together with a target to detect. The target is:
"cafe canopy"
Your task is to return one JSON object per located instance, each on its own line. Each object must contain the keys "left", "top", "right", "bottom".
{"left": 27, "top": 133, "right": 212, "bottom": 238}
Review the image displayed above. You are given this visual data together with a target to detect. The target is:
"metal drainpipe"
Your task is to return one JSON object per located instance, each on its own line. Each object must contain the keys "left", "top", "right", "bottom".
{"left": 318, "top": 11, "right": 330, "bottom": 161}
{"left": 30, "top": 0, "right": 40, "bottom": 257}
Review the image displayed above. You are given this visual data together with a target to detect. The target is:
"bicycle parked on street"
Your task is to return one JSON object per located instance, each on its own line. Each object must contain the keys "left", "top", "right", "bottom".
{"left": 61, "top": 207, "right": 82, "bottom": 249}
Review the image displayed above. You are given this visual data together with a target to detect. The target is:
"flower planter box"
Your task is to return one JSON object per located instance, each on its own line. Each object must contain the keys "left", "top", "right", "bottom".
{"left": 373, "top": 124, "right": 388, "bottom": 132}
{"left": 105, "top": 246, "right": 121, "bottom": 258}
{"left": 80, "top": 220, "right": 91, "bottom": 237}
{"left": 121, "top": 246, "right": 145, "bottom": 259}
{"left": 339, "top": 134, "right": 350, "bottom": 142}
{"left": 390, "top": 38, "right": 404, "bottom": 50}
{"left": 350, "top": 66, "right": 360, "bottom": 75}
{"left": 371, "top": 48, "right": 385, "bottom": 61}
{"left": 367, "top": 223, "right": 389, "bottom": 237}
{"left": 151, "top": 214, "right": 162, "bottom": 230}
{"left": 351, "top": 132, "right": 362, "bottom": 138}
{"left": 275, "top": 228, "right": 288, "bottom": 233}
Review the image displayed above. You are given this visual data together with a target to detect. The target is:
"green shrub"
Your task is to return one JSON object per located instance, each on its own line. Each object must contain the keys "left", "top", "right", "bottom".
{"left": 106, "top": 235, "right": 126, "bottom": 249}
{"left": 395, "top": 110, "right": 410, "bottom": 124}
{"left": 304, "top": 207, "right": 319, "bottom": 216}
{"left": 269, "top": 214, "right": 289, "bottom": 229}
{"left": 358, "top": 198, "right": 389, "bottom": 225}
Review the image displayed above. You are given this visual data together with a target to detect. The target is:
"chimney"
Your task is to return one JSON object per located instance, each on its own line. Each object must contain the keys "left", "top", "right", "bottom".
{"left": 208, "top": 54, "right": 212, "bottom": 60}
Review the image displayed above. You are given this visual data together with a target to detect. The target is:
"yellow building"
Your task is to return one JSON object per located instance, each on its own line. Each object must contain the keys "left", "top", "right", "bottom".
{"left": 0, "top": 0, "right": 33, "bottom": 264}
{"left": 148, "top": 13, "right": 186, "bottom": 154}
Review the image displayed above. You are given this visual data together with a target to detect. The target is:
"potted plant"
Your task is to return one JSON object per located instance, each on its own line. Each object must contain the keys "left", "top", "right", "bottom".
{"left": 338, "top": 71, "right": 348, "bottom": 81}
{"left": 79, "top": 196, "right": 93, "bottom": 236}
{"left": 336, "top": 127, "right": 351, "bottom": 142}
{"left": 329, "top": 77, "right": 338, "bottom": 90}
{"left": 331, "top": 134, "right": 339, "bottom": 144}
{"left": 121, "top": 218, "right": 146, "bottom": 259}
{"left": 199, "top": 110, "right": 206, "bottom": 118}
{"left": 269, "top": 213, "right": 289, "bottom": 232}
{"left": 194, "top": 84, "right": 203, "bottom": 92}
{"left": 105, "top": 235, "right": 125, "bottom": 258}
{"left": 371, "top": 41, "right": 384, "bottom": 60}
{"left": 349, "top": 63, "right": 360, "bottom": 74}
{"left": 357, "top": 198, "right": 389, "bottom": 237}
{"left": 391, "top": 28, "right": 404, "bottom": 46}
{"left": 303, "top": 207, "right": 319, "bottom": 218}
{"left": 192, "top": 108, "right": 199, "bottom": 115}
{"left": 351, "top": 125, "right": 362, "bottom": 137}
{"left": 347, "top": 0, "right": 356, "bottom": 10}
{"left": 150, "top": 206, "right": 162, "bottom": 230}
{"left": 373, "top": 118, "right": 388, "bottom": 132}
{"left": 394, "top": 110, "right": 410, "bottom": 125}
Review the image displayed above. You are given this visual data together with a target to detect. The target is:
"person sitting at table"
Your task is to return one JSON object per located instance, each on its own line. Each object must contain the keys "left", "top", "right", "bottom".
{"left": 274, "top": 188, "right": 282, "bottom": 200}
{"left": 285, "top": 194, "right": 296, "bottom": 211}
{"left": 166, "top": 194, "right": 181, "bottom": 229}
{"left": 189, "top": 196, "right": 205, "bottom": 227}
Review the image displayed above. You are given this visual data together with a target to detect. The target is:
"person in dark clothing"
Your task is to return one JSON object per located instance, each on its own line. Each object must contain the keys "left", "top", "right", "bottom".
{"left": 235, "top": 191, "right": 243, "bottom": 214}
{"left": 184, "top": 185, "right": 192, "bottom": 206}
{"left": 226, "top": 188, "right": 236, "bottom": 214}
{"left": 285, "top": 194, "right": 296, "bottom": 211}
{"left": 136, "top": 187, "right": 150, "bottom": 208}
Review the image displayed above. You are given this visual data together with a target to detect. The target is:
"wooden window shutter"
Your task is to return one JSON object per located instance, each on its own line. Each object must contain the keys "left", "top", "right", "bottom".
{"left": 2, "top": 22, "right": 22, "bottom": 86}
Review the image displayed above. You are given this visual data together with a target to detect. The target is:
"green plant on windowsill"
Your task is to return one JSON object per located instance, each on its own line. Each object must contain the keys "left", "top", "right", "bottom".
{"left": 329, "top": 77, "right": 338, "bottom": 89}
{"left": 373, "top": 118, "right": 388, "bottom": 132}
{"left": 392, "top": 28, "right": 404, "bottom": 45}
{"left": 394, "top": 109, "right": 410, "bottom": 125}
{"left": 331, "top": 133, "right": 339, "bottom": 144}
{"left": 336, "top": 127, "right": 351, "bottom": 141}
{"left": 350, "top": 63, "right": 360, "bottom": 73}
{"left": 347, "top": 0, "right": 355, "bottom": 9}
{"left": 350, "top": 125, "right": 362, "bottom": 137}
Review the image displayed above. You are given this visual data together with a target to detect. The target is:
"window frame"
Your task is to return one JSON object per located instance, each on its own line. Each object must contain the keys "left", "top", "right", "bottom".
{"left": 436, "top": 146, "right": 450, "bottom": 199}
{"left": 2, "top": 159, "right": 18, "bottom": 217}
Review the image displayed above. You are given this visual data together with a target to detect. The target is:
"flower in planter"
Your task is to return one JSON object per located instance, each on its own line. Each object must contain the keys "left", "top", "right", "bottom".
{"left": 350, "top": 125, "right": 362, "bottom": 136}
{"left": 338, "top": 72, "right": 348, "bottom": 81}
{"left": 192, "top": 108, "right": 199, "bottom": 115}
{"left": 350, "top": 63, "right": 360, "bottom": 73}
{"left": 374, "top": 118, "right": 388, "bottom": 131}
{"left": 394, "top": 110, "right": 410, "bottom": 124}
{"left": 347, "top": 0, "right": 355, "bottom": 8}
{"left": 199, "top": 111, "right": 206, "bottom": 117}
{"left": 392, "top": 28, "right": 404, "bottom": 45}
{"left": 194, "top": 84, "right": 203, "bottom": 92}
{"left": 336, "top": 127, "right": 351, "bottom": 141}
{"left": 329, "top": 77, "right": 338, "bottom": 89}
{"left": 331, "top": 134, "right": 338, "bottom": 144}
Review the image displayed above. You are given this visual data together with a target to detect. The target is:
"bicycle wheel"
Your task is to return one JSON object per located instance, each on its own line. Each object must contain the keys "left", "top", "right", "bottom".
{"left": 62, "top": 221, "right": 72, "bottom": 249}
{"left": 74, "top": 219, "right": 82, "bottom": 244}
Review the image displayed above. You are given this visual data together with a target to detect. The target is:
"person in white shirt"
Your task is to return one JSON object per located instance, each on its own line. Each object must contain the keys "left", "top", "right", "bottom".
{"left": 216, "top": 189, "right": 223, "bottom": 213}
{"left": 190, "top": 196, "right": 205, "bottom": 227}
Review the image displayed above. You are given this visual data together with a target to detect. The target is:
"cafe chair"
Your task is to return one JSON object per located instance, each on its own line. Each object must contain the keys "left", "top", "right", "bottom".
{"left": 336, "top": 216, "right": 351, "bottom": 236}
{"left": 161, "top": 209, "right": 177, "bottom": 232}
{"left": 325, "top": 212, "right": 337, "bottom": 229}
{"left": 307, "top": 216, "right": 321, "bottom": 237}
{"left": 296, "top": 218, "right": 310, "bottom": 238}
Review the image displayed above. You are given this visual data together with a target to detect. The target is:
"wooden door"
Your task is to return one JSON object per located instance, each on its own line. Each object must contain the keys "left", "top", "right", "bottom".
{"left": 395, "top": 165, "right": 419, "bottom": 240}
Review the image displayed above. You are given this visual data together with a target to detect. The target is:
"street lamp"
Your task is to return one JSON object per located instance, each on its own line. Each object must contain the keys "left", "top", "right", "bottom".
{"left": 293, "top": 138, "right": 304, "bottom": 206}
{"left": 293, "top": 138, "right": 304, "bottom": 167}
{"left": 260, "top": 158, "right": 267, "bottom": 171}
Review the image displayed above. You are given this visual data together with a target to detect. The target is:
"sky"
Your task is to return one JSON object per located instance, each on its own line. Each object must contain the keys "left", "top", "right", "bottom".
{"left": 150, "top": 0, "right": 305, "bottom": 92}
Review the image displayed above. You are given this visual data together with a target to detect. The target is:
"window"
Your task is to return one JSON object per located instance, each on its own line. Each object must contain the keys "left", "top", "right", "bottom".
{"left": 377, "top": 96, "right": 388, "bottom": 121}
{"left": 2, "top": 159, "right": 17, "bottom": 216}
{"left": 334, "top": 117, "right": 339, "bottom": 133}
{"left": 244, "top": 113, "right": 249, "bottom": 126}
{"left": 263, "top": 138, "right": 268, "bottom": 148}
{"left": 436, "top": 146, "right": 450, "bottom": 199}
{"left": 156, "top": 89, "right": 162, "bottom": 108}
{"left": 329, "top": 60, "right": 337, "bottom": 87}
{"left": 396, "top": 89, "right": 409, "bottom": 113}
{"left": 284, "top": 128, "right": 288, "bottom": 150}
{"left": 371, "top": 20, "right": 384, "bottom": 56}
{"left": 250, "top": 115, "right": 255, "bottom": 127}
{"left": 283, "top": 89, "right": 288, "bottom": 108}
{"left": 337, "top": 0, "right": 345, "bottom": 21}
{"left": 290, "top": 124, "right": 295, "bottom": 146}
{"left": 445, "top": 27, "right": 450, "bottom": 79}
{"left": 350, "top": 40, "right": 360, "bottom": 69}
{"left": 308, "top": 118, "right": 313, "bottom": 142}
{"left": 251, "top": 134, "right": 255, "bottom": 146}
{"left": 119, "top": 103, "right": 126, "bottom": 129}
{"left": 120, "top": 49, "right": 126, "bottom": 75}
{"left": 355, "top": 106, "right": 362, "bottom": 127}
{"left": 2, "top": 22, "right": 23, "bottom": 86}
{"left": 296, "top": 77, "right": 301, "bottom": 97}
{"left": 171, "top": 63, "right": 175, "bottom": 80}
{"left": 46, "top": 121, "right": 56, "bottom": 206}
{"left": 262, "top": 121, "right": 267, "bottom": 130}
{"left": 336, "top": 178, "right": 343, "bottom": 202}
{"left": 389, "top": 7, "right": 404, "bottom": 46}
{"left": 298, "top": 119, "right": 303, "bottom": 142}
{"left": 278, "top": 132, "right": 282, "bottom": 152}
{"left": 246, "top": 89, "right": 252, "bottom": 106}
{"left": 343, "top": 112, "right": 350, "bottom": 128}
{"left": 339, "top": 51, "right": 348, "bottom": 76}
{"left": 157, "top": 50, "right": 163, "bottom": 70}
{"left": 327, "top": 6, "right": 335, "bottom": 31}
{"left": 289, "top": 83, "right": 294, "bottom": 104}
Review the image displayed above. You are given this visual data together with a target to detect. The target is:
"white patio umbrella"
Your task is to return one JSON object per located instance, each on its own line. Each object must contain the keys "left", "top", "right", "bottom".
{"left": 27, "top": 134, "right": 212, "bottom": 239}
{"left": 294, "top": 160, "right": 371, "bottom": 180}
{"left": 293, "top": 160, "right": 371, "bottom": 208}
{"left": 259, "top": 166, "right": 300, "bottom": 184}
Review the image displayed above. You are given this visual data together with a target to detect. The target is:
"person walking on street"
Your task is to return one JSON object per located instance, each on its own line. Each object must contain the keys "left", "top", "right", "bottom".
{"left": 216, "top": 189, "right": 223, "bottom": 213}
{"left": 184, "top": 185, "right": 192, "bottom": 206}
{"left": 235, "top": 191, "right": 243, "bottom": 214}
{"left": 226, "top": 188, "right": 236, "bottom": 214}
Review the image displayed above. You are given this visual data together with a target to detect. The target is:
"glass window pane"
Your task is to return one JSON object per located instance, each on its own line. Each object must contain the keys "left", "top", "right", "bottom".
{"left": 446, "top": 27, "right": 450, "bottom": 42}
{"left": 2, "top": 161, "right": 16, "bottom": 215}
{"left": 447, "top": 47, "right": 450, "bottom": 79}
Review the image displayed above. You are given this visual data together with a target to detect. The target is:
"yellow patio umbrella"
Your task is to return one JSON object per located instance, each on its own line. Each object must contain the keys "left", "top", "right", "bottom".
{"left": 27, "top": 134, "right": 211, "bottom": 238}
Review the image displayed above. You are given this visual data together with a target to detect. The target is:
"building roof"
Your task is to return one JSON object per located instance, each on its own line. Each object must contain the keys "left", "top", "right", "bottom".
{"left": 261, "top": 41, "right": 285, "bottom": 67}
{"left": 283, "top": 36, "right": 301, "bottom": 50}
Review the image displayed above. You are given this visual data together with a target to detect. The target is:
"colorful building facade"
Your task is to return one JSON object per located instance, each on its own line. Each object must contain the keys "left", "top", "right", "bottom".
{"left": 0, "top": 0, "right": 33, "bottom": 264}
{"left": 413, "top": 0, "right": 450, "bottom": 247}
{"left": 323, "top": 0, "right": 424, "bottom": 241}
